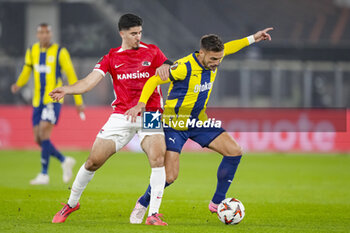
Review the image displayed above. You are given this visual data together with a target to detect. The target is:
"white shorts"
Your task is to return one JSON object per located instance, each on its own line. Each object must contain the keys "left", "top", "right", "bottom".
{"left": 97, "top": 114, "right": 164, "bottom": 152}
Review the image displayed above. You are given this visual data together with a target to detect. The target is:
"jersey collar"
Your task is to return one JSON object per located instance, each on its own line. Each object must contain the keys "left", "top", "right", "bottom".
{"left": 192, "top": 52, "right": 207, "bottom": 70}
{"left": 39, "top": 43, "right": 53, "bottom": 52}
{"left": 117, "top": 43, "right": 148, "bottom": 53}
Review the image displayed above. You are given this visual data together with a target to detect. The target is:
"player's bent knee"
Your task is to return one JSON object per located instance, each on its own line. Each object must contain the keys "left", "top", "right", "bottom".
{"left": 149, "top": 155, "right": 165, "bottom": 168}
{"left": 234, "top": 145, "right": 243, "bottom": 155}
{"left": 225, "top": 145, "right": 243, "bottom": 157}
{"left": 38, "top": 131, "right": 50, "bottom": 141}
{"left": 85, "top": 159, "right": 101, "bottom": 171}
{"left": 35, "top": 137, "right": 41, "bottom": 145}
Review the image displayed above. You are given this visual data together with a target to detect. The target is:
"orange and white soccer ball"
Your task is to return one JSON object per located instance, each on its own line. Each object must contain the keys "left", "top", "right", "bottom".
{"left": 217, "top": 198, "right": 245, "bottom": 225}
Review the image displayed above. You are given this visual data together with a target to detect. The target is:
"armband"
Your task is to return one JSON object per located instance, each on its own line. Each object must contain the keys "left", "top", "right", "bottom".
{"left": 163, "top": 59, "right": 173, "bottom": 65}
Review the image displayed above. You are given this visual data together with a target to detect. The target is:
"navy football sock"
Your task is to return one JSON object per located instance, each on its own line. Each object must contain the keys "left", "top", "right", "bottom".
{"left": 41, "top": 140, "right": 51, "bottom": 174}
{"left": 212, "top": 155, "right": 242, "bottom": 204}
{"left": 139, "top": 182, "right": 172, "bottom": 208}
{"left": 48, "top": 140, "right": 65, "bottom": 162}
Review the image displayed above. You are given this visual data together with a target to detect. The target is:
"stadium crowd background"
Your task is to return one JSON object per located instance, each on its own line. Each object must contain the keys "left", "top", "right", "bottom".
{"left": 0, "top": 0, "right": 349, "bottom": 152}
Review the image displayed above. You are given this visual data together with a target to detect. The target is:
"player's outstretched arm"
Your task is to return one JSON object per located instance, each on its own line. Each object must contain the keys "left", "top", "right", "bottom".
{"left": 253, "top": 27, "right": 273, "bottom": 42}
{"left": 224, "top": 27, "right": 273, "bottom": 56}
{"left": 125, "top": 75, "right": 169, "bottom": 122}
{"left": 49, "top": 70, "right": 103, "bottom": 101}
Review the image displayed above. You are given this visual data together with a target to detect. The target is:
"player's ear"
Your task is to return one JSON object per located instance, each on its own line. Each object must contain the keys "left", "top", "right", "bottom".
{"left": 119, "top": 30, "right": 124, "bottom": 38}
{"left": 198, "top": 49, "right": 205, "bottom": 57}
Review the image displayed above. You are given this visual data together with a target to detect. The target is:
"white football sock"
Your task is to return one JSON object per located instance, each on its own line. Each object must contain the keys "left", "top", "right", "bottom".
{"left": 67, "top": 163, "right": 95, "bottom": 208}
{"left": 148, "top": 166, "right": 166, "bottom": 216}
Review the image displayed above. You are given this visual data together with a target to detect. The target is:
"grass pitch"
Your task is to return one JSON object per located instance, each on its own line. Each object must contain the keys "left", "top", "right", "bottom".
{"left": 0, "top": 150, "right": 349, "bottom": 233}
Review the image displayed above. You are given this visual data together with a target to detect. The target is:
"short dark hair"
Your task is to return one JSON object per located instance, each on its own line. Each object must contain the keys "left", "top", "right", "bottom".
{"left": 118, "top": 13, "right": 143, "bottom": 31}
{"left": 37, "top": 23, "right": 51, "bottom": 30}
{"left": 200, "top": 34, "right": 224, "bottom": 52}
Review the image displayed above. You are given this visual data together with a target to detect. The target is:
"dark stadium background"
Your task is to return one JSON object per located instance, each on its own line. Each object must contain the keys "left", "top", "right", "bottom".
{"left": 0, "top": 1, "right": 349, "bottom": 233}
{"left": 0, "top": 0, "right": 349, "bottom": 151}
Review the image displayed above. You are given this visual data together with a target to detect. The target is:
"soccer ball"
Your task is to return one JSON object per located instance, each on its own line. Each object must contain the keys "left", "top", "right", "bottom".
{"left": 217, "top": 198, "right": 245, "bottom": 225}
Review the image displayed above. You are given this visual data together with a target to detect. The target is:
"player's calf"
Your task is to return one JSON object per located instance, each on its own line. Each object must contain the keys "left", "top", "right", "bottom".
{"left": 165, "top": 173, "right": 178, "bottom": 184}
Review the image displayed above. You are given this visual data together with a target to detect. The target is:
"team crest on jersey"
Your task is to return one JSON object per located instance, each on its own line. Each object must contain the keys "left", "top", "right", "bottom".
{"left": 170, "top": 62, "right": 178, "bottom": 70}
{"left": 48, "top": 56, "right": 55, "bottom": 63}
{"left": 142, "top": 61, "right": 151, "bottom": 66}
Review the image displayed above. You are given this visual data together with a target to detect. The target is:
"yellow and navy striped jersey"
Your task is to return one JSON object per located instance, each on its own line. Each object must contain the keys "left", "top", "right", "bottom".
{"left": 16, "top": 42, "right": 83, "bottom": 107}
{"left": 139, "top": 37, "right": 253, "bottom": 130}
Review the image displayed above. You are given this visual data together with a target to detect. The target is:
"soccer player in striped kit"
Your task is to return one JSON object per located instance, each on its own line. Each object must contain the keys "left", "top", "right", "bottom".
{"left": 126, "top": 28, "right": 273, "bottom": 223}
{"left": 11, "top": 23, "right": 84, "bottom": 185}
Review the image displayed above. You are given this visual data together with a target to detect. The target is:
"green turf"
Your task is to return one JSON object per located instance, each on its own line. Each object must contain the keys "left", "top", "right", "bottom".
{"left": 0, "top": 150, "right": 349, "bottom": 233}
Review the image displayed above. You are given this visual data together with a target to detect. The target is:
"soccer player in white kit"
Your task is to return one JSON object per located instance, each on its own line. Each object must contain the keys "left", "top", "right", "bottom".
{"left": 50, "top": 14, "right": 171, "bottom": 225}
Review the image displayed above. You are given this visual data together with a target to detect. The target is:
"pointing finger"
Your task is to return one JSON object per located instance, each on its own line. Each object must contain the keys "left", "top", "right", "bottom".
{"left": 263, "top": 27, "right": 274, "bottom": 33}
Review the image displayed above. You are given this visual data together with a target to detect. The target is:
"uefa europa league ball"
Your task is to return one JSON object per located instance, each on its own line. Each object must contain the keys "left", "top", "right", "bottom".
{"left": 217, "top": 198, "right": 245, "bottom": 225}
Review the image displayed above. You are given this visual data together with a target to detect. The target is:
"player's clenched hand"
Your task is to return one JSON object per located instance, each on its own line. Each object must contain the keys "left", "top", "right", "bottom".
{"left": 156, "top": 64, "right": 170, "bottom": 81}
{"left": 254, "top": 27, "right": 273, "bottom": 42}
{"left": 76, "top": 105, "right": 86, "bottom": 121}
{"left": 125, "top": 102, "right": 146, "bottom": 123}
{"left": 11, "top": 84, "right": 20, "bottom": 94}
{"left": 49, "top": 87, "right": 67, "bottom": 102}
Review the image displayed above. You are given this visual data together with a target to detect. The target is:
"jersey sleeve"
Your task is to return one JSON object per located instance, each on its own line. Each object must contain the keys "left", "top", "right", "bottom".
{"left": 93, "top": 54, "right": 110, "bottom": 77}
{"left": 139, "top": 75, "right": 170, "bottom": 104}
{"left": 24, "top": 48, "right": 33, "bottom": 67}
{"left": 152, "top": 45, "right": 168, "bottom": 68}
{"left": 59, "top": 47, "right": 84, "bottom": 106}
{"left": 224, "top": 37, "right": 251, "bottom": 56}
{"left": 16, "top": 48, "right": 33, "bottom": 87}
{"left": 169, "top": 61, "right": 188, "bottom": 81}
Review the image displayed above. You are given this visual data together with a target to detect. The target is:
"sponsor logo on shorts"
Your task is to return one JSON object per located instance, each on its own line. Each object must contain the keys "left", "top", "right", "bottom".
{"left": 168, "top": 137, "right": 176, "bottom": 143}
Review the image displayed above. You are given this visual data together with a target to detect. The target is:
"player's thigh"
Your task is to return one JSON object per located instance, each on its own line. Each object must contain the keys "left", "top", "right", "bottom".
{"left": 165, "top": 150, "right": 180, "bottom": 183}
{"left": 208, "top": 132, "right": 242, "bottom": 156}
{"left": 163, "top": 126, "right": 188, "bottom": 154}
{"left": 38, "top": 120, "right": 55, "bottom": 140}
{"left": 140, "top": 134, "right": 166, "bottom": 168}
{"left": 98, "top": 114, "right": 136, "bottom": 152}
{"left": 85, "top": 137, "right": 116, "bottom": 171}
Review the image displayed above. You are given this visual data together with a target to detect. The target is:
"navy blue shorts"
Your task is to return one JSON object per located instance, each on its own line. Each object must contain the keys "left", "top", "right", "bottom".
{"left": 164, "top": 125, "right": 225, "bottom": 153}
{"left": 32, "top": 103, "right": 61, "bottom": 126}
